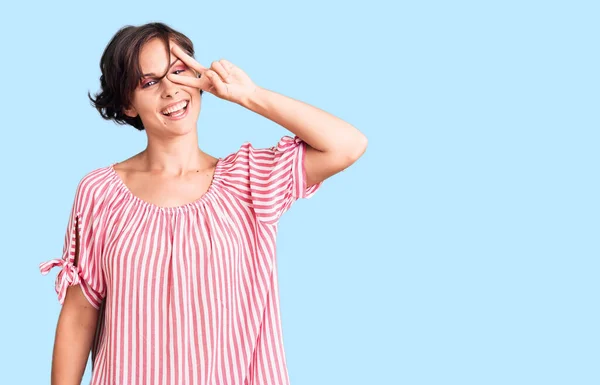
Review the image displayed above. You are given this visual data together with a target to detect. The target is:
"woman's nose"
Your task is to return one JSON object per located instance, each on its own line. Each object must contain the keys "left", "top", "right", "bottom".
{"left": 162, "top": 77, "right": 180, "bottom": 98}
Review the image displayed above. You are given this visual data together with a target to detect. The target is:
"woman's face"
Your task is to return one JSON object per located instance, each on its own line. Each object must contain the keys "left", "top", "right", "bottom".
{"left": 124, "top": 38, "right": 201, "bottom": 135}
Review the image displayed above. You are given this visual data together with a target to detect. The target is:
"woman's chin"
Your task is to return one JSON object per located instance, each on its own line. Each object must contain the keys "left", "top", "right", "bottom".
{"left": 165, "top": 120, "right": 198, "bottom": 135}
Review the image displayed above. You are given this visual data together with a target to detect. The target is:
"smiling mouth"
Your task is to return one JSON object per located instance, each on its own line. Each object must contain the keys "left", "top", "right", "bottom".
{"left": 161, "top": 100, "right": 189, "bottom": 117}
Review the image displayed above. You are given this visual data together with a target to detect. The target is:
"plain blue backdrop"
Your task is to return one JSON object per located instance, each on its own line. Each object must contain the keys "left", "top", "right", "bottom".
{"left": 1, "top": 0, "right": 598, "bottom": 384}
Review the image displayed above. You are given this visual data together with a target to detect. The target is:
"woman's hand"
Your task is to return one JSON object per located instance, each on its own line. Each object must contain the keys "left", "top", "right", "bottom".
{"left": 167, "top": 44, "right": 259, "bottom": 105}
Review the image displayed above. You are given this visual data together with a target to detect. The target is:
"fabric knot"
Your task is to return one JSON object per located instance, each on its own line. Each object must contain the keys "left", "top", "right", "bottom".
{"left": 275, "top": 135, "right": 301, "bottom": 153}
{"left": 39, "top": 258, "right": 81, "bottom": 304}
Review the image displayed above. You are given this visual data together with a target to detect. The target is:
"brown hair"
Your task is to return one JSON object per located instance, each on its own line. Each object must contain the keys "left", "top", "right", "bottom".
{"left": 88, "top": 22, "right": 202, "bottom": 131}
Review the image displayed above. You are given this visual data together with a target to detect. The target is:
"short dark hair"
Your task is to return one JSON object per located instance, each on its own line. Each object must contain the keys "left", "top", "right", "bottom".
{"left": 88, "top": 22, "right": 203, "bottom": 131}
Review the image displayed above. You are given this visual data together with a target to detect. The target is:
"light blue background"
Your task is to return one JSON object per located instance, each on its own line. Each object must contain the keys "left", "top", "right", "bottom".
{"left": 0, "top": 0, "right": 598, "bottom": 384}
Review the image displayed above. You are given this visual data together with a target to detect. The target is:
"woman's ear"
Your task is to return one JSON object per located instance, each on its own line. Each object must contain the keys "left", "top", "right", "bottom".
{"left": 123, "top": 105, "right": 138, "bottom": 118}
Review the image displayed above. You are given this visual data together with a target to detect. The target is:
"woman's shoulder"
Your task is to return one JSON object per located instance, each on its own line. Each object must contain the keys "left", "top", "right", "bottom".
{"left": 79, "top": 163, "right": 116, "bottom": 185}
{"left": 219, "top": 135, "right": 298, "bottom": 166}
{"left": 73, "top": 163, "right": 119, "bottom": 203}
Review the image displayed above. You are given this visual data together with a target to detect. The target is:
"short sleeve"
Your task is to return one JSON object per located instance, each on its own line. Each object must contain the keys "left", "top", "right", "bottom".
{"left": 39, "top": 175, "right": 106, "bottom": 309}
{"left": 248, "top": 135, "right": 323, "bottom": 224}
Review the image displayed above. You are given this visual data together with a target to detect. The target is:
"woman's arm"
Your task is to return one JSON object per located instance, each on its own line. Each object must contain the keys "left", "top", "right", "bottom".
{"left": 51, "top": 285, "right": 99, "bottom": 385}
{"left": 241, "top": 87, "right": 368, "bottom": 188}
{"left": 164, "top": 47, "right": 368, "bottom": 188}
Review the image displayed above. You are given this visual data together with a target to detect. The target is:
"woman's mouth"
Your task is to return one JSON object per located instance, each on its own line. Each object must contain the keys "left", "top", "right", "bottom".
{"left": 161, "top": 100, "right": 189, "bottom": 120}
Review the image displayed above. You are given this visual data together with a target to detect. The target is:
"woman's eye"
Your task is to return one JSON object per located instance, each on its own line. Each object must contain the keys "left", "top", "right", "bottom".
{"left": 141, "top": 70, "right": 184, "bottom": 88}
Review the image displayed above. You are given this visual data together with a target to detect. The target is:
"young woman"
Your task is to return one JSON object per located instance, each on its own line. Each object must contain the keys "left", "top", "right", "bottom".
{"left": 40, "top": 22, "right": 367, "bottom": 385}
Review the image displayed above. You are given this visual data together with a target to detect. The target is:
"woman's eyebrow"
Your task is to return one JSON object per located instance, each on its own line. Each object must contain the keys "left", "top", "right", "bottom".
{"left": 142, "top": 59, "right": 182, "bottom": 77}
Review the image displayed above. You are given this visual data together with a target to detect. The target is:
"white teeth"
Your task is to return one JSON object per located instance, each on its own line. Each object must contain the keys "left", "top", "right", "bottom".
{"left": 162, "top": 101, "right": 188, "bottom": 115}
{"left": 170, "top": 109, "right": 186, "bottom": 117}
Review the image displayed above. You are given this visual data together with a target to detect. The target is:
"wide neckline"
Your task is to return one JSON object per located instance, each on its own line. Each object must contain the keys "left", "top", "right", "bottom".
{"left": 108, "top": 159, "right": 223, "bottom": 212}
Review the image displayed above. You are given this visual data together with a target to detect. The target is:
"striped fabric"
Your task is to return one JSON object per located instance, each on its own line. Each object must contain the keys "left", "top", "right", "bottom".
{"left": 39, "top": 135, "right": 322, "bottom": 385}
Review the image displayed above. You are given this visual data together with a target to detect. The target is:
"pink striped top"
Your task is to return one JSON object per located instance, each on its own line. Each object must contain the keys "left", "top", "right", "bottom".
{"left": 39, "top": 136, "right": 322, "bottom": 385}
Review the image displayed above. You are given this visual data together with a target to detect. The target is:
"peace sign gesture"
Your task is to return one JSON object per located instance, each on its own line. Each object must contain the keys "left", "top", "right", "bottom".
{"left": 167, "top": 44, "right": 259, "bottom": 105}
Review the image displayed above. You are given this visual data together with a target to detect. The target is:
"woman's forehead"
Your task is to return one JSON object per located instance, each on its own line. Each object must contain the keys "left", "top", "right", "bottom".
{"left": 139, "top": 39, "right": 179, "bottom": 74}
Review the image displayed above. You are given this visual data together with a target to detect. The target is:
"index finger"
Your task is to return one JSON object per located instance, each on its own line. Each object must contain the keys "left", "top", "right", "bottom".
{"left": 171, "top": 44, "right": 207, "bottom": 74}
